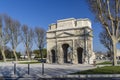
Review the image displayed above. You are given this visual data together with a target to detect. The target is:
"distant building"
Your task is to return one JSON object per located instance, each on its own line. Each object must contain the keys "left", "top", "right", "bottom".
{"left": 95, "top": 52, "right": 107, "bottom": 60}
{"left": 20, "top": 54, "right": 35, "bottom": 59}
{"left": 46, "top": 18, "right": 95, "bottom": 64}
{"left": 95, "top": 49, "right": 120, "bottom": 60}
{"left": 117, "top": 49, "right": 120, "bottom": 60}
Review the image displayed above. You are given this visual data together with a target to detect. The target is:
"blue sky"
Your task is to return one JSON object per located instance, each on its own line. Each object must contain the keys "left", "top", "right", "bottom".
{"left": 0, "top": 0, "right": 107, "bottom": 52}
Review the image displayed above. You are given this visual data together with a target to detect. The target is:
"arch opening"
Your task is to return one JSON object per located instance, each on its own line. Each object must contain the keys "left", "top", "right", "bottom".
{"left": 51, "top": 49, "right": 56, "bottom": 63}
{"left": 62, "top": 44, "right": 72, "bottom": 63}
{"left": 77, "top": 47, "right": 83, "bottom": 64}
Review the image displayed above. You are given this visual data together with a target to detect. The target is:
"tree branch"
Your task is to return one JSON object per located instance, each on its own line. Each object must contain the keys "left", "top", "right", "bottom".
{"left": 115, "top": 0, "right": 119, "bottom": 38}
{"left": 97, "top": 0, "right": 112, "bottom": 37}
{"left": 106, "top": 0, "right": 115, "bottom": 36}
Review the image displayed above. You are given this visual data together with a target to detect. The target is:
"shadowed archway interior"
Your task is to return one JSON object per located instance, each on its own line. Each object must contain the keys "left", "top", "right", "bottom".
{"left": 62, "top": 44, "right": 70, "bottom": 63}
{"left": 77, "top": 47, "right": 83, "bottom": 63}
{"left": 51, "top": 49, "right": 56, "bottom": 63}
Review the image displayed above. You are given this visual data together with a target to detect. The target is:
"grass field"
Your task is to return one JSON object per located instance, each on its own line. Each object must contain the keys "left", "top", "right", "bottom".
{"left": 97, "top": 61, "right": 120, "bottom": 65}
{"left": 72, "top": 66, "right": 120, "bottom": 74}
{"left": 0, "top": 59, "right": 41, "bottom": 64}
{"left": 18, "top": 60, "right": 40, "bottom": 64}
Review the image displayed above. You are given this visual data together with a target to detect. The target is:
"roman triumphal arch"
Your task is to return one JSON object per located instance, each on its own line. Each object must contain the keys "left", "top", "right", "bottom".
{"left": 46, "top": 18, "right": 95, "bottom": 64}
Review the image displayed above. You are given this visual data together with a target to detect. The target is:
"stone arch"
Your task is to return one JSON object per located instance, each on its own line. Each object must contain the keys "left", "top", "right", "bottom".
{"left": 51, "top": 49, "right": 56, "bottom": 63}
{"left": 77, "top": 47, "right": 83, "bottom": 63}
{"left": 47, "top": 18, "right": 94, "bottom": 64}
{"left": 62, "top": 43, "right": 72, "bottom": 63}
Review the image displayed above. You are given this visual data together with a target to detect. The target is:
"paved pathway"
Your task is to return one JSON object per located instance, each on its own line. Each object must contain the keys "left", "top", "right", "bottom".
{"left": 1, "top": 62, "right": 120, "bottom": 80}
{"left": 0, "top": 62, "right": 96, "bottom": 78}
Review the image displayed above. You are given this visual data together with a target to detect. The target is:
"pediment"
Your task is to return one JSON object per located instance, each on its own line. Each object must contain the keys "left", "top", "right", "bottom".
{"left": 56, "top": 32, "right": 74, "bottom": 37}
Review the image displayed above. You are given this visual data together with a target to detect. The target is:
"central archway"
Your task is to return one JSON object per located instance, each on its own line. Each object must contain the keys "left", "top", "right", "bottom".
{"left": 62, "top": 44, "right": 70, "bottom": 63}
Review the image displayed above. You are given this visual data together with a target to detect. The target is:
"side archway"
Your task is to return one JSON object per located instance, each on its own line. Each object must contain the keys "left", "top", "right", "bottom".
{"left": 77, "top": 47, "right": 83, "bottom": 63}
{"left": 51, "top": 49, "right": 56, "bottom": 63}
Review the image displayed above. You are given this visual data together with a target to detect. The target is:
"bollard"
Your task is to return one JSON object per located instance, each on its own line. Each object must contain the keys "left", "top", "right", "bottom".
{"left": 28, "top": 64, "right": 30, "bottom": 75}
{"left": 14, "top": 63, "right": 16, "bottom": 75}
{"left": 42, "top": 62, "right": 44, "bottom": 75}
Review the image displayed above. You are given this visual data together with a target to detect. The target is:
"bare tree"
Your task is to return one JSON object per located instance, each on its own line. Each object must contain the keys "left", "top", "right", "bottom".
{"left": 0, "top": 15, "right": 10, "bottom": 62}
{"left": 99, "top": 28, "right": 113, "bottom": 56}
{"left": 22, "top": 25, "right": 34, "bottom": 61}
{"left": 34, "top": 27, "right": 46, "bottom": 59}
{"left": 87, "top": 0, "right": 120, "bottom": 66}
{"left": 0, "top": 25, "right": 10, "bottom": 62}
{"left": 4, "top": 15, "right": 21, "bottom": 61}
{"left": 99, "top": 27, "right": 113, "bottom": 60}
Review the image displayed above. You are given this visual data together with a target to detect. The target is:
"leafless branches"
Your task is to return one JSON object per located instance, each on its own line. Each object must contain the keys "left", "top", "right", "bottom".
{"left": 0, "top": 14, "right": 46, "bottom": 62}
{"left": 22, "top": 25, "right": 34, "bottom": 61}
{"left": 87, "top": 0, "right": 120, "bottom": 65}
{"left": 34, "top": 27, "right": 46, "bottom": 58}
{"left": 4, "top": 15, "right": 21, "bottom": 61}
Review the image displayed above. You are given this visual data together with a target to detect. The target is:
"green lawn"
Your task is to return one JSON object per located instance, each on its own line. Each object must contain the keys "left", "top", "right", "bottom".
{"left": 97, "top": 61, "right": 112, "bottom": 65}
{"left": 0, "top": 59, "right": 41, "bottom": 64}
{"left": 72, "top": 66, "right": 120, "bottom": 74}
{"left": 18, "top": 61, "right": 40, "bottom": 64}
{"left": 0, "top": 60, "right": 14, "bottom": 62}
{"left": 97, "top": 61, "right": 120, "bottom": 65}
{"left": 0, "top": 59, "right": 32, "bottom": 62}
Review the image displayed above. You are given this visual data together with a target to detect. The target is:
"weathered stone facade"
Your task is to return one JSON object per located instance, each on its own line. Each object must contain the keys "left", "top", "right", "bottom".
{"left": 46, "top": 18, "right": 95, "bottom": 64}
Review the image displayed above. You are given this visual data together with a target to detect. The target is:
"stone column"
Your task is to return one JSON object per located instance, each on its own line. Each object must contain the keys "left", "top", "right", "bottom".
{"left": 46, "top": 50, "right": 50, "bottom": 63}
{"left": 83, "top": 28, "right": 88, "bottom": 64}
{"left": 55, "top": 31, "right": 58, "bottom": 63}
{"left": 58, "top": 44, "right": 64, "bottom": 64}
{"left": 46, "top": 51, "right": 49, "bottom": 63}
{"left": 57, "top": 44, "right": 61, "bottom": 64}
{"left": 72, "top": 39, "right": 78, "bottom": 64}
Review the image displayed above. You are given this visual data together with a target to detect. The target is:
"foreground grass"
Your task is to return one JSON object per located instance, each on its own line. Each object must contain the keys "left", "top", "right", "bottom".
{"left": 97, "top": 61, "right": 120, "bottom": 65}
{"left": 72, "top": 66, "right": 120, "bottom": 74}
{"left": 19, "top": 61, "right": 40, "bottom": 64}
{"left": 97, "top": 61, "right": 112, "bottom": 65}
{"left": 0, "top": 59, "right": 33, "bottom": 62}
{"left": 0, "top": 59, "right": 41, "bottom": 64}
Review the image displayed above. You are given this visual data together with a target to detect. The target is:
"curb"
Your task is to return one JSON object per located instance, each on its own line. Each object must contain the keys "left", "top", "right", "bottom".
{"left": 37, "top": 74, "right": 120, "bottom": 78}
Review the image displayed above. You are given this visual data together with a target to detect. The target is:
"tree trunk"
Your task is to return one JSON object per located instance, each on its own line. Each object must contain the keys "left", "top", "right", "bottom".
{"left": 26, "top": 48, "right": 31, "bottom": 61}
{"left": 39, "top": 47, "right": 42, "bottom": 59}
{"left": 1, "top": 49, "right": 6, "bottom": 62}
{"left": 13, "top": 49, "right": 18, "bottom": 61}
{"left": 112, "top": 40, "right": 117, "bottom": 66}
